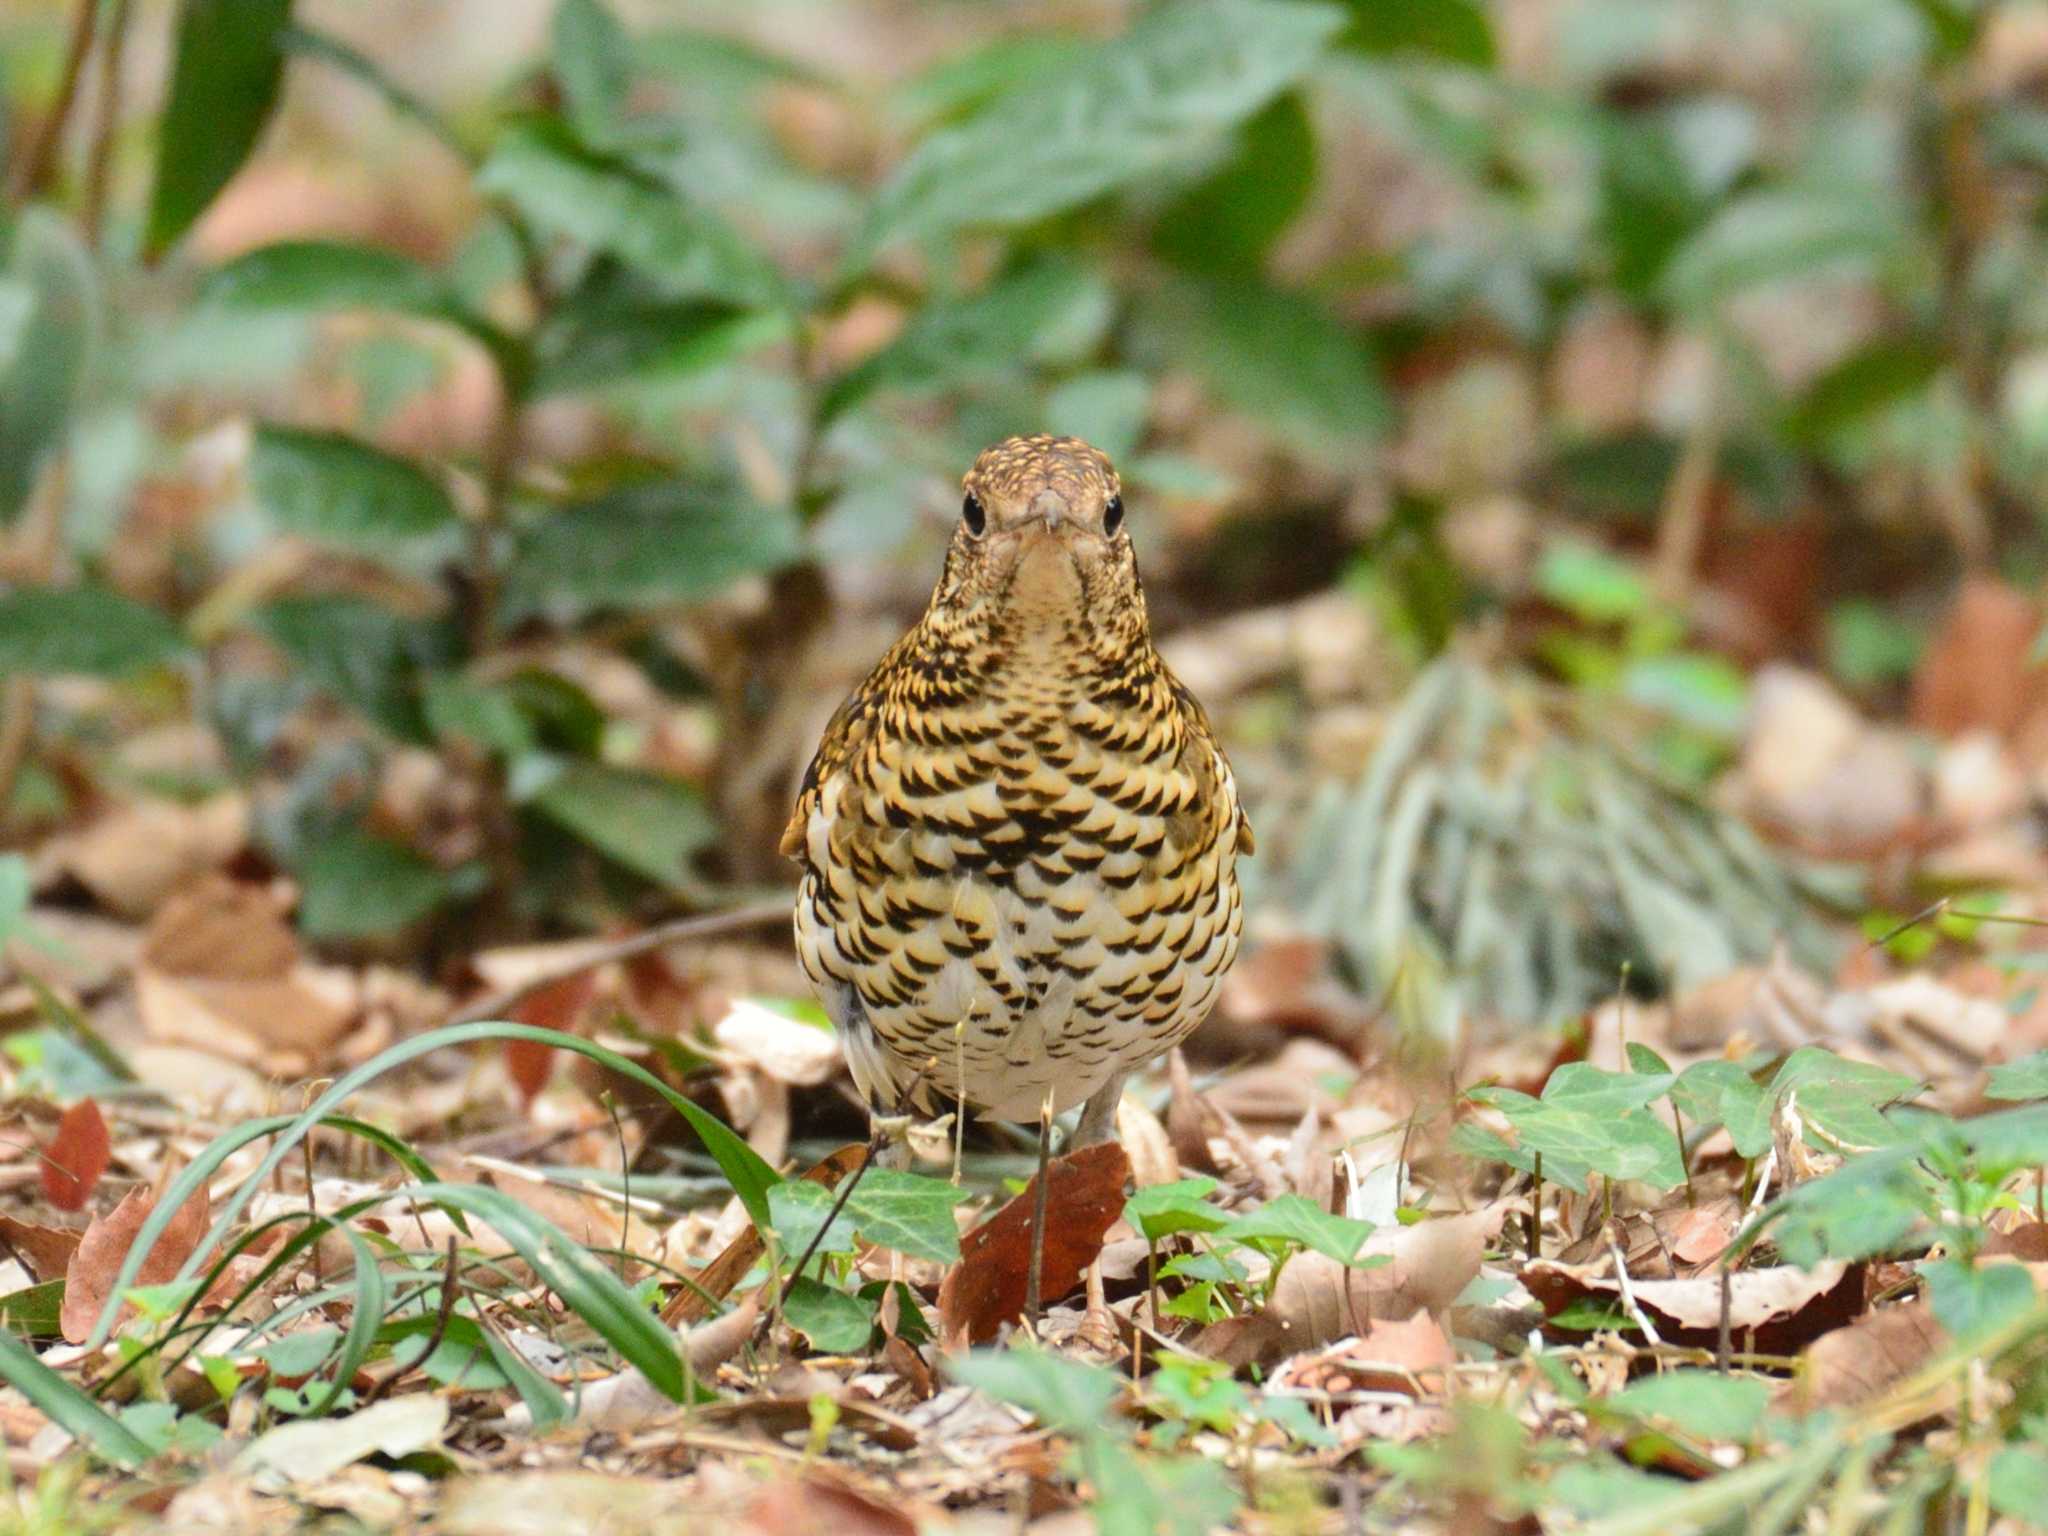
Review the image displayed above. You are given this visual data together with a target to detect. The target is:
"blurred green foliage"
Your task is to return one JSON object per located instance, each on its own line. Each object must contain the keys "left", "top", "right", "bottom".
{"left": 0, "top": 0, "right": 2042, "bottom": 971}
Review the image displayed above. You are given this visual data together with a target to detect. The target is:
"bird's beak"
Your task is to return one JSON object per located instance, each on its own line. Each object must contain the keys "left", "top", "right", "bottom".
{"left": 1028, "top": 489, "right": 1068, "bottom": 533}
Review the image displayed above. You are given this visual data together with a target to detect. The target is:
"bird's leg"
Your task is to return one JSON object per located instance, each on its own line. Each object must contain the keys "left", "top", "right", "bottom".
{"left": 1072, "top": 1070, "right": 1131, "bottom": 1148}
{"left": 1024, "top": 1086, "right": 1055, "bottom": 1326}
{"left": 1073, "top": 1071, "right": 1130, "bottom": 1351}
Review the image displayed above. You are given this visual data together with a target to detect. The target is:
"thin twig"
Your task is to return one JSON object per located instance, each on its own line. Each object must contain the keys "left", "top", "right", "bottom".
{"left": 365, "top": 1235, "right": 460, "bottom": 1405}
{"left": 79, "top": 0, "right": 132, "bottom": 249}
{"left": 447, "top": 898, "right": 789, "bottom": 1024}
{"left": 5, "top": 0, "right": 96, "bottom": 206}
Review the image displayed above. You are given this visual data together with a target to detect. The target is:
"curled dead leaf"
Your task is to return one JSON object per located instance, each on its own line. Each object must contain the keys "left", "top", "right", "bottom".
{"left": 1522, "top": 1256, "right": 1862, "bottom": 1355}
{"left": 1195, "top": 1201, "right": 1517, "bottom": 1369}
{"left": 1778, "top": 1298, "right": 1947, "bottom": 1415}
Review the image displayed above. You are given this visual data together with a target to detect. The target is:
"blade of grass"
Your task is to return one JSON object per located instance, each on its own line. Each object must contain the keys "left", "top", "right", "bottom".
{"left": 87, "top": 1023, "right": 779, "bottom": 1350}
{"left": 0, "top": 1328, "right": 153, "bottom": 1465}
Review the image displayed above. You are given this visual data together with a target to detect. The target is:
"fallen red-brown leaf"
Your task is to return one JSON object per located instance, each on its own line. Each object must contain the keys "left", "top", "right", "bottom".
{"left": 39, "top": 1098, "right": 109, "bottom": 1212}
{"left": 938, "top": 1141, "right": 1131, "bottom": 1346}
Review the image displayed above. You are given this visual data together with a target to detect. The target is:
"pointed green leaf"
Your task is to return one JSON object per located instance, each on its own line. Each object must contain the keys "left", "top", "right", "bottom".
{"left": 146, "top": 0, "right": 295, "bottom": 257}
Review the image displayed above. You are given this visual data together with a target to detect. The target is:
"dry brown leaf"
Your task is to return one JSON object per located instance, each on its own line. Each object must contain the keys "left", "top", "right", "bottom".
{"left": 1778, "top": 1298, "right": 1947, "bottom": 1415}
{"left": 714, "top": 998, "right": 841, "bottom": 1086}
{"left": 135, "top": 876, "right": 355, "bottom": 1069}
{"left": 1655, "top": 1198, "right": 1742, "bottom": 1270}
{"left": 1912, "top": 577, "right": 2046, "bottom": 739}
{"left": 1196, "top": 1201, "right": 1516, "bottom": 1369}
{"left": 40, "top": 1098, "right": 109, "bottom": 1212}
{"left": 40, "top": 795, "right": 247, "bottom": 919}
{"left": 1114, "top": 1093, "right": 1179, "bottom": 1189}
{"left": 743, "top": 1471, "right": 922, "bottom": 1536}
{"left": 1271, "top": 1312, "right": 1454, "bottom": 1398}
{"left": 1522, "top": 1257, "right": 1862, "bottom": 1354}
{"left": 60, "top": 1177, "right": 213, "bottom": 1344}
{"left": 938, "top": 1142, "right": 1131, "bottom": 1347}
{"left": 0, "top": 1213, "right": 82, "bottom": 1282}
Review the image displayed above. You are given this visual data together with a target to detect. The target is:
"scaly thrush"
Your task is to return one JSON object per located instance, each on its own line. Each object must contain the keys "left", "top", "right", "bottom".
{"left": 783, "top": 435, "right": 1252, "bottom": 1307}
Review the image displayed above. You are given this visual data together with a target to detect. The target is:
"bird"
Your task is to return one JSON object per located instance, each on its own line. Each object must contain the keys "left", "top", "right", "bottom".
{"left": 781, "top": 433, "right": 1252, "bottom": 1319}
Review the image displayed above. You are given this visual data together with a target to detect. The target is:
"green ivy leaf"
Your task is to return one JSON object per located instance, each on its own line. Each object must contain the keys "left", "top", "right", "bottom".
{"left": 783, "top": 1278, "right": 877, "bottom": 1354}
{"left": 1123, "top": 1177, "right": 1228, "bottom": 1242}
{"left": 1219, "top": 1195, "right": 1378, "bottom": 1267}
{"left": 146, "top": 0, "right": 295, "bottom": 258}
{"left": 947, "top": 1348, "right": 1121, "bottom": 1434}
{"left": 770, "top": 1179, "right": 859, "bottom": 1265}
{"left": 850, "top": 0, "right": 1344, "bottom": 270}
{"left": 842, "top": 1169, "right": 970, "bottom": 1264}
{"left": 1607, "top": 1370, "right": 1767, "bottom": 1442}
{"left": 1925, "top": 1258, "right": 2037, "bottom": 1341}
{"left": 0, "top": 587, "right": 187, "bottom": 679}
{"left": 1987, "top": 1049, "right": 2048, "bottom": 1103}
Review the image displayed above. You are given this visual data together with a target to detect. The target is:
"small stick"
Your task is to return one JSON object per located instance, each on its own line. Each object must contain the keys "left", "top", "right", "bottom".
{"left": 448, "top": 899, "right": 788, "bottom": 1025}
{"left": 1025, "top": 1092, "right": 1054, "bottom": 1324}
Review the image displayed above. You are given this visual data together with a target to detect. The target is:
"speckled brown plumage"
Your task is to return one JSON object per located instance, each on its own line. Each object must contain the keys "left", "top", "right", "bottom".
{"left": 783, "top": 435, "right": 1252, "bottom": 1138}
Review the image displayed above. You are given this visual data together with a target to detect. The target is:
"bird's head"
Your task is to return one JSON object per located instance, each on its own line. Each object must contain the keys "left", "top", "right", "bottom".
{"left": 929, "top": 435, "right": 1143, "bottom": 639}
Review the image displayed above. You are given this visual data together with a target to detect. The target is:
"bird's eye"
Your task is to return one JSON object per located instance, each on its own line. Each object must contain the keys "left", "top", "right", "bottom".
{"left": 961, "top": 492, "right": 987, "bottom": 537}
{"left": 1103, "top": 495, "right": 1124, "bottom": 536}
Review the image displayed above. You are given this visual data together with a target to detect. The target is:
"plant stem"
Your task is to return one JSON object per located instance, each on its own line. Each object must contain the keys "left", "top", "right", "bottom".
{"left": 4, "top": 0, "right": 97, "bottom": 207}
{"left": 79, "top": 0, "right": 133, "bottom": 251}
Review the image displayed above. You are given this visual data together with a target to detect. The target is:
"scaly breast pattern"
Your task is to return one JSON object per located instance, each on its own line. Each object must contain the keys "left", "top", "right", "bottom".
{"left": 792, "top": 630, "right": 1244, "bottom": 1124}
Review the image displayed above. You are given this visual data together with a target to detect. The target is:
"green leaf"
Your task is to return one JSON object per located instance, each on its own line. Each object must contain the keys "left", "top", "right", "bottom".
{"left": 1987, "top": 1049, "right": 2048, "bottom": 1102}
{"left": 783, "top": 1278, "right": 877, "bottom": 1354}
{"left": 200, "top": 241, "right": 443, "bottom": 316}
{"left": 295, "top": 828, "right": 454, "bottom": 941}
{"left": 0, "top": 1329, "right": 153, "bottom": 1465}
{"left": 254, "top": 595, "right": 455, "bottom": 740}
{"left": 531, "top": 284, "right": 785, "bottom": 396}
{"left": 841, "top": 1169, "right": 970, "bottom": 1264}
{"left": 1621, "top": 652, "right": 1750, "bottom": 738}
{"left": 1767, "top": 1047, "right": 1918, "bottom": 1153}
{"left": 146, "top": 0, "right": 295, "bottom": 258}
{"left": 1825, "top": 600, "right": 1923, "bottom": 689}
{"left": 523, "top": 758, "right": 714, "bottom": 890}
{"left": 1138, "top": 277, "right": 1388, "bottom": 465}
{"left": 1925, "top": 1258, "right": 2036, "bottom": 1341}
{"left": 553, "top": 0, "right": 633, "bottom": 148}
{"left": 506, "top": 479, "right": 802, "bottom": 614}
{"left": 1661, "top": 188, "right": 1900, "bottom": 312}
{"left": 251, "top": 427, "right": 460, "bottom": 547}
{"left": 947, "top": 1348, "right": 1121, "bottom": 1434}
{"left": 1219, "top": 1195, "right": 1377, "bottom": 1267}
{"left": 476, "top": 123, "right": 786, "bottom": 310}
{"left": 0, "top": 1281, "right": 63, "bottom": 1339}
{"left": 1595, "top": 115, "right": 1710, "bottom": 300}
{"left": 1989, "top": 1447, "right": 2048, "bottom": 1522}
{"left": 1536, "top": 540, "right": 1648, "bottom": 623}
{"left": 770, "top": 1179, "right": 859, "bottom": 1267}
{"left": 1339, "top": 0, "right": 1494, "bottom": 66}
{"left": 1154, "top": 92, "right": 1316, "bottom": 274}
{"left": 1044, "top": 371, "right": 1152, "bottom": 463}
{"left": 1608, "top": 1370, "right": 1767, "bottom": 1441}
{"left": 0, "top": 587, "right": 187, "bottom": 678}
{"left": 1123, "top": 1177, "right": 1228, "bottom": 1242}
{"left": 1670, "top": 1060, "right": 1770, "bottom": 1157}
{"left": 0, "top": 210, "right": 96, "bottom": 524}
{"left": 821, "top": 259, "right": 1107, "bottom": 424}
{"left": 1541, "top": 1064, "right": 1677, "bottom": 1116}
{"left": 850, "top": 0, "right": 1345, "bottom": 270}
{"left": 1788, "top": 339, "right": 1943, "bottom": 447}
